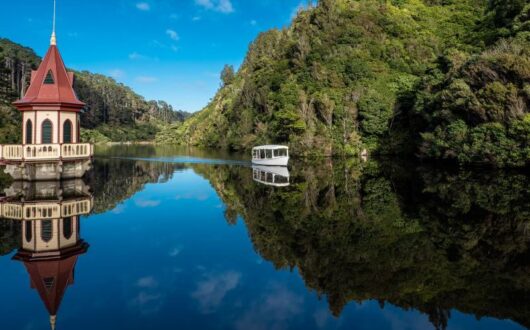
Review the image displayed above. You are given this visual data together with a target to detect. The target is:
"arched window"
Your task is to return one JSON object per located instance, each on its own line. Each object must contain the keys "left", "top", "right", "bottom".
{"left": 41, "top": 220, "right": 53, "bottom": 243}
{"left": 63, "top": 120, "right": 72, "bottom": 143}
{"left": 41, "top": 120, "right": 53, "bottom": 144}
{"left": 25, "top": 120, "right": 33, "bottom": 144}
{"left": 63, "top": 217, "right": 73, "bottom": 240}
{"left": 25, "top": 221, "right": 32, "bottom": 242}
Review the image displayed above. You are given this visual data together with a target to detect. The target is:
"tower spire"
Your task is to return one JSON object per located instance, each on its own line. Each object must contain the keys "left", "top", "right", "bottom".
{"left": 50, "top": 315, "right": 57, "bottom": 330}
{"left": 50, "top": 0, "right": 57, "bottom": 45}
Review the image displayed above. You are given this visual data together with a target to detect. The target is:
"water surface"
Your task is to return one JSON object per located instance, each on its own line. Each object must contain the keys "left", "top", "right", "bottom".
{"left": 0, "top": 145, "right": 528, "bottom": 330}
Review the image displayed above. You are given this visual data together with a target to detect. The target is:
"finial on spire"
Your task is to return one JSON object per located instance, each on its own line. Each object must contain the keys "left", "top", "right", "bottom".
{"left": 50, "top": 0, "right": 57, "bottom": 45}
{"left": 50, "top": 315, "right": 57, "bottom": 330}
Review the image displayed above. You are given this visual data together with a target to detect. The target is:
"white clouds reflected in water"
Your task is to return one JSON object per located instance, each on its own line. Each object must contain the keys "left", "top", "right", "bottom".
{"left": 192, "top": 271, "right": 241, "bottom": 313}
{"left": 134, "top": 198, "right": 161, "bottom": 208}
{"left": 136, "top": 276, "right": 158, "bottom": 289}
{"left": 235, "top": 285, "right": 304, "bottom": 330}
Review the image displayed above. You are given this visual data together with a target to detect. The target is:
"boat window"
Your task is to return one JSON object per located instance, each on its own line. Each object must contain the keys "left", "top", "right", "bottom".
{"left": 266, "top": 150, "right": 273, "bottom": 159}
{"left": 260, "top": 171, "right": 266, "bottom": 181}
{"left": 260, "top": 150, "right": 265, "bottom": 159}
{"left": 278, "top": 149, "right": 288, "bottom": 157}
{"left": 266, "top": 173, "right": 273, "bottom": 182}
{"left": 253, "top": 169, "right": 259, "bottom": 179}
{"left": 275, "top": 175, "right": 289, "bottom": 184}
{"left": 252, "top": 150, "right": 257, "bottom": 158}
{"left": 273, "top": 150, "right": 279, "bottom": 157}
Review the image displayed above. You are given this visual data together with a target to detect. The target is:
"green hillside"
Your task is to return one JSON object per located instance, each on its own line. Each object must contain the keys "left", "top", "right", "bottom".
{"left": 160, "top": 0, "right": 530, "bottom": 166}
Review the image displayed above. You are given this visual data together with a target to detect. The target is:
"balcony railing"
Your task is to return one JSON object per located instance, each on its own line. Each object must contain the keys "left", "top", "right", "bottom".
{"left": 0, "top": 143, "right": 93, "bottom": 162}
{"left": 0, "top": 197, "right": 93, "bottom": 220}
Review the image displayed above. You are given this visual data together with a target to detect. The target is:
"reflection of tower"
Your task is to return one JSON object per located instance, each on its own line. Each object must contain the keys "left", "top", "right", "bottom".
{"left": 13, "top": 217, "right": 88, "bottom": 330}
{"left": 0, "top": 179, "right": 92, "bottom": 330}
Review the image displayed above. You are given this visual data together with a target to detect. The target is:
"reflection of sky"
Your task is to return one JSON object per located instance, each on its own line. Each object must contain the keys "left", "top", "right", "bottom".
{"left": 0, "top": 168, "right": 525, "bottom": 330}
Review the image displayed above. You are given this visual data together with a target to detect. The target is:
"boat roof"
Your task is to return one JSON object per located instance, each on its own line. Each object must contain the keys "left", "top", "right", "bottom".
{"left": 252, "top": 145, "right": 289, "bottom": 150}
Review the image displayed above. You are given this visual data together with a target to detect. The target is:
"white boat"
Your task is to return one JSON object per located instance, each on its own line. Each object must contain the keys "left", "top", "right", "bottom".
{"left": 252, "top": 145, "right": 289, "bottom": 166}
{"left": 252, "top": 165, "right": 290, "bottom": 187}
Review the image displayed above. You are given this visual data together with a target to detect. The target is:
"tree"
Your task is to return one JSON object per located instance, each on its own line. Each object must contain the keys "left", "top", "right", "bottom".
{"left": 220, "top": 65, "right": 235, "bottom": 86}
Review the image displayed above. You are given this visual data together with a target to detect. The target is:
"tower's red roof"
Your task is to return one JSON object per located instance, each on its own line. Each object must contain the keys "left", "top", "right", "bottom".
{"left": 13, "top": 45, "right": 85, "bottom": 111}
{"left": 23, "top": 255, "right": 80, "bottom": 316}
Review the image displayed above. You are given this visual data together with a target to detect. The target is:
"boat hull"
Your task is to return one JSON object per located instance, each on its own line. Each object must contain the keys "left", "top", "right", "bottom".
{"left": 251, "top": 157, "right": 289, "bottom": 166}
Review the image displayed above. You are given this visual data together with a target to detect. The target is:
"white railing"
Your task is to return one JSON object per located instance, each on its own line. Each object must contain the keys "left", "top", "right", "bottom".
{"left": 61, "top": 143, "right": 92, "bottom": 159}
{"left": 0, "top": 197, "right": 93, "bottom": 220}
{"left": 0, "top": 143, "right": 93, "bottom": 161}
{"left": 3, "top": 145, "right": 24, "bottom": 160}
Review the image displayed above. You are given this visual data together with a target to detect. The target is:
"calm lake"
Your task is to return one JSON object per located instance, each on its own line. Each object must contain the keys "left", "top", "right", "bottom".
{"left": 0, "top": 145, "right": 528, "bottom": 330}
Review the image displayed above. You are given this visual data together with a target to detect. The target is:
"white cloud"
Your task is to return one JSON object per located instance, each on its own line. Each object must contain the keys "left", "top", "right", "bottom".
{"left": 136, "top": 2, "right": 150, "bottom": 11}
{"left": 129, "top": 52, "right": 147, "bottom": 60}
{"left": 195, "top": 0, "right": 234, "bottom": 13}
{"left": 166, "top": 29, "right": 180, "bottom": 41}
{"left": 217, "top": 0, "right": 234, "bottom": 13}
{"left": 195, "top": 0, "right": 214, "bottom": 9}
{"left": 135, "top": 76, "right": 158, "bottom": 83}
{"left": 192, "top": 16, "right": 202, "bottom": 21}
{"left": 134, "top": 198, "right": 161, "bottom": 206}
{"left": 192, "top": 271, "right": 241, "bottom": 313}
{"left": 235, "top": 286, "right": 304, "bottom": 330}
{"left": 169, "top": 13, "right": 179, "bottom": 19}
{"left": 250, "top": 20, "right": 257, "bottom": 26}
{"left": 136, "top": 276, "right": 158, "bottom": 288}
{"left": 169, "top": 247, "right": 182, "bottom": 257}
{"left": 109, "top": 69, "right": 126, "bottom": 79}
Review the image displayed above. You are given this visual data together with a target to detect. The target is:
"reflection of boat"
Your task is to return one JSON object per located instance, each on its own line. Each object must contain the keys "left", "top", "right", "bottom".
{"left": 252, "top": 145, "right": 289, "bottom": 166}
{"left": 0, "top": 179, "right": 92, "bottom": 330}
{"left": 252, "top": 165, "right": 290, "bottom": 187}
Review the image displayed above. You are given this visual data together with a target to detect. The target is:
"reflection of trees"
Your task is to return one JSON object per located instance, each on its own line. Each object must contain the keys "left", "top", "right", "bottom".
{"left": 88, "top": 158, "right": 185, "bottom": 214}
{"left": 193, "top": 160, "right": 530, "bottom": 329}
{"left": 0, "top": 220, "right": 19, "bottom": 256}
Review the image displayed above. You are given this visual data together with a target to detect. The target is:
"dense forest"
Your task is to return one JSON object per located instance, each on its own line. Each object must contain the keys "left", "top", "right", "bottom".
{"left": 162, "top": 0, "right": 530, "bottom": 167}
{"left": 0, "top": 38, "right": 189, "bottom": 143}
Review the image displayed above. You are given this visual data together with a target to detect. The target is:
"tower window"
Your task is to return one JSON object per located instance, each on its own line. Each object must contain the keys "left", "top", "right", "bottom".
{"left": 42, "top": 120, "right": 53, "bottom": 144}
{"left": 25, "top": 221, "right": 33, "bottom": 243}
{"left": 41, "top": 220, "right": 53, "bottom": 243}
{"left": 63, "top": 120, "right": 72, "bottom": 143}
{"left": 63, "top": 217, "right": 73, "bottom": 240}
{"left": 25, "top": 120, "right": 33, "bottom": 144}
{"left": 44, "top": 70, "right": 55, "bottom": 84}
{"left": 43, "top": 277, "right": 55, "bottom": 290}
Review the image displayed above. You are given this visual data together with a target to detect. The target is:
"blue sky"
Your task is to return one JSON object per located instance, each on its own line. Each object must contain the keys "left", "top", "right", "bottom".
{"left": 0, "top": 0, "right": 313, "bottom": 112}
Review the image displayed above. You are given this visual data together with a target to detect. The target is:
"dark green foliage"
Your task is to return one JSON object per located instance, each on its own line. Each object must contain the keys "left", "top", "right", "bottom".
{"left": 220, "top": 65, "right": 235, "bottom": 86}
{"left": 414, "top": 35, "right": 530, "bottom": 167}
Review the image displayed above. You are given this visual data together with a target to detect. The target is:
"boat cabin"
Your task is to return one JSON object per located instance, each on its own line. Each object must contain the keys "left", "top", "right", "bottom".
{"left": 252, "top": 166, "right": 290, "bottom": 187}
{"left": 252, "top": 145, "right": 289, "bottom": 166}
